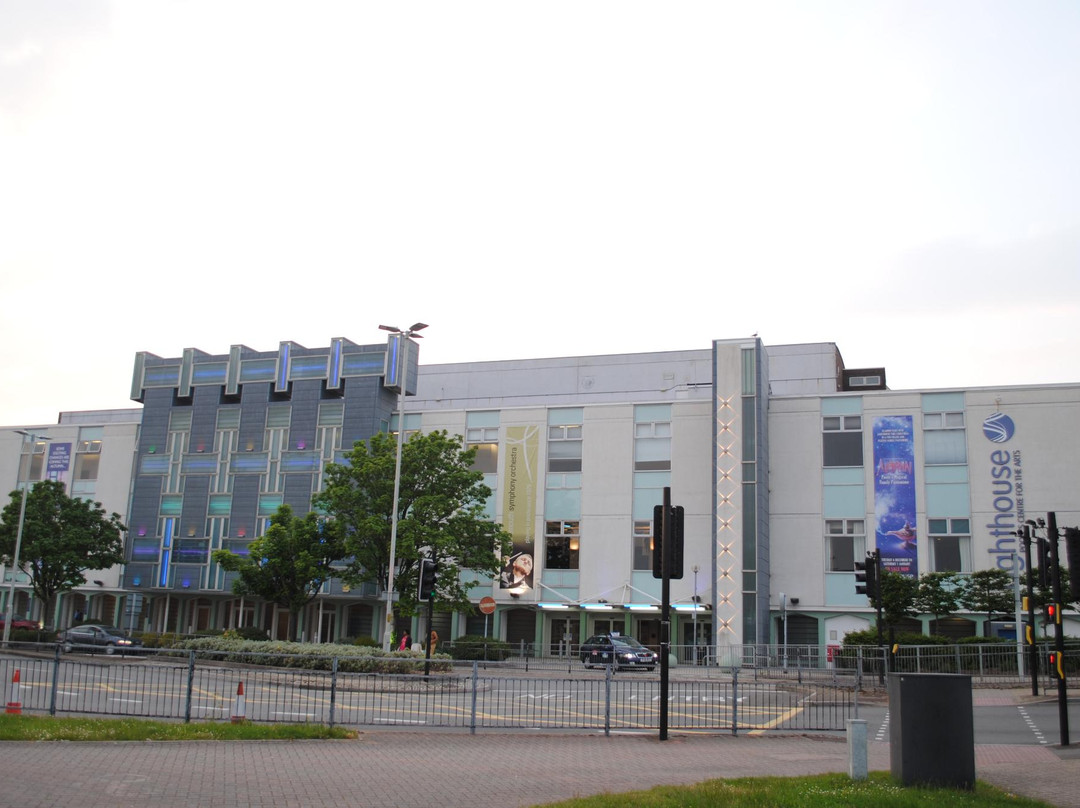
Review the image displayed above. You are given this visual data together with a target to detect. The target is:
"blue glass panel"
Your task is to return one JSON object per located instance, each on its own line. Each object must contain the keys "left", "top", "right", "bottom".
{"left": 342, "top": 352, "right": 385, "bottom": 376}
{"left": 239, "top": 358, "right": 277, "bottom": 382}
{"left": 143, "top": 365, "right": 181, "bottom": 387}
{"left": 230, "top": 453, "right": 269, "bottom": 474}
{"left": 139, "top": 455, "right": 171, "bottom": 475}
{"left": 181, "top": 455, "right": 218, "bottom": 474}
{"left": 290, "top": 355, "right": 328, "bottom": 380}
{"left": 192, "top": 362, "right": 228, "bottom": 385}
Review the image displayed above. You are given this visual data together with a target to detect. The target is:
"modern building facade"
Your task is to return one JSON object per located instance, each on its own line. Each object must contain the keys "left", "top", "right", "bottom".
{"left": 1, "top": 334, "right": 1077, "bottom": 652}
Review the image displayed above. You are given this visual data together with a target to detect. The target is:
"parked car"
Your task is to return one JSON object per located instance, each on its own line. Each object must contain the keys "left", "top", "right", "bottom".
{"left": 0, "top": 614, "right": 40, "bottom": 631}
{"left": 580, "top": 633, "right": 659, "bottom": 670}
{"left": 57, "top": 624, "right": 142, "bottom": 654}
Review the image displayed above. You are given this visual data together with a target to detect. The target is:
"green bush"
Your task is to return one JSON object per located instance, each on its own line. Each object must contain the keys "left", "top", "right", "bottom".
{"left": 170, "top": 637, "right": 454, "bottom": 674}
{"left": 446, "top": 635, "right": 513, "bottom": 660}
{"left": 222, "top": 626, "right": 271, "bottom": 642}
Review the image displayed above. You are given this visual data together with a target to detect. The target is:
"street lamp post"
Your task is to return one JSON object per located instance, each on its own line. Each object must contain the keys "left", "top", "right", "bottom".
{"left": 378, "top": 323, "right": 428, "bottom": 652}
{"left": 3, "top": 430, "right": 50, "bottom": 648}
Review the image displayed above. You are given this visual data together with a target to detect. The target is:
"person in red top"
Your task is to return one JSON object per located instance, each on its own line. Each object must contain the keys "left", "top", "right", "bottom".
{"left": 398, "top": 630, "right": 411, "bottom": 651}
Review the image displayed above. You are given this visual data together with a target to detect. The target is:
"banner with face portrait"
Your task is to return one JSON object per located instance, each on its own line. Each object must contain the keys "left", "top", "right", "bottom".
{"left": 499, "top": 425, "right": 539, "bottom": 592}
{"left": 873, "top": 415, "right": 918, "bottom": 577}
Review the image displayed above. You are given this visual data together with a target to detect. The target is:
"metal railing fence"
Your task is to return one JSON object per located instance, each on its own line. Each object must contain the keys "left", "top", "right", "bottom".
{"left": 0, "top": 646, "right": 858, "bottom": 734}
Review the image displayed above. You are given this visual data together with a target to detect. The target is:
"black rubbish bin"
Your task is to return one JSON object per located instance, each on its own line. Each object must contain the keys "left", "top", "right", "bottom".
{"left": 887, "top": 673, "right": 975, "bottom": 790}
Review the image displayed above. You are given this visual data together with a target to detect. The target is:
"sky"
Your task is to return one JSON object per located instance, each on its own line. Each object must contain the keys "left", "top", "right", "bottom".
{"left": 2, "top": 1, "right": 1078, "bottom": 427}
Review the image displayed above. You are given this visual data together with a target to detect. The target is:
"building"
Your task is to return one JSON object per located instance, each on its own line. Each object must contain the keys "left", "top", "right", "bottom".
{"left": 2, "top": 335, "right": 1077, "bottom": 650}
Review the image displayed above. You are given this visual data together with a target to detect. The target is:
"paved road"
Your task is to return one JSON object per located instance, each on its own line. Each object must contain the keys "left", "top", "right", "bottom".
{"left": 2, "top": 688, "right": 1079, "bottom": 808}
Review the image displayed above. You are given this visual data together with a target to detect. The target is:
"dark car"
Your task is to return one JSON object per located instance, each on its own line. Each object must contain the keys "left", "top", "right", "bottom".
{"left": 57, "top": 624, "right": 142, "bottom": 654}
{"left": 0, "top": 614, "right": 40, "bottom": 631}
{"left": 580, "top": 633, "right": 659, "bottom": 670}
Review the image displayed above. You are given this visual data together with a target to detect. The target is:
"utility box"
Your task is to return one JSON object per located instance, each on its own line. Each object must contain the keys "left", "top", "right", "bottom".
{"left": 887, "top": 673, "right": 975, "bottom": 790}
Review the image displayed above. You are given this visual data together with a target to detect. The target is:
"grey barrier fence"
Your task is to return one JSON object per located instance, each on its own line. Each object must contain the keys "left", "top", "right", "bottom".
{"left": 442, "top": 640, "right": 1070, "bottom": 687}
{"left": 0, "top": 647, "right": 858, "bottom": 734}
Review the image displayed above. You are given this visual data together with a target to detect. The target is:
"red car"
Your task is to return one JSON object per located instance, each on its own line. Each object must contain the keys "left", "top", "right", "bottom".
{"left": 0, "top": 614, "right": 40, "bottom": 631}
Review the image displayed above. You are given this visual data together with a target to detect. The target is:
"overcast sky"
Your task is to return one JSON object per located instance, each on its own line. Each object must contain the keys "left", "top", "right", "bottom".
{"left": 2, "top": 1, "right": 1078, "bottom": 427}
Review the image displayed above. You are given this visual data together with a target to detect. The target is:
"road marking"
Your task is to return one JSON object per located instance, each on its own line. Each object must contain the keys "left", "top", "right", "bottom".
{"left": 875, "top": 711, "right": 890, "bottom": 742}
{"left": 271, "top": 711, "right": 316, "bottom": 718}
{"left": 110, "top": 698, "right": 142, "bottom": 704}
{"left": 1017, "top": 706, "right": 1047, "bottom": 744}
{"left": 373, "top": 718, "right": 427, "bottom": 724}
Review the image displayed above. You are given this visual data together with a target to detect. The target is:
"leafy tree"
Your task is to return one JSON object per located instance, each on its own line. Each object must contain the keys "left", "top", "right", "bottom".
{"left": 879, "top": 570, "right": 919, "bottom": 634}
{"left": 959, "top": 568, "right": 1014, "bottom": 637}
{"left": 314, "top": 430, "right": 513, "bottom": 618}
{"left": 212, "top": 504, "right": 345, "bottom": 641}
{"left": 0, "top": 480, "right": 126, "bottom": 620}
{"left": 915, "top": 571, "right": 962, "bottom": 634}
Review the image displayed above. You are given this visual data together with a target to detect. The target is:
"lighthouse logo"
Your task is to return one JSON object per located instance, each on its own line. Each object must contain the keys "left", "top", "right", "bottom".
{"left": 982, "top": 412, "right": 1015, "bottom": 443}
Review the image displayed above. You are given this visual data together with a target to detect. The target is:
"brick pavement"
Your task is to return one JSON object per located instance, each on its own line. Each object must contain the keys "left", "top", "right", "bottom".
{"left": 0, "top": 730, "right": 1075, "bottom": 808}
{"left": 0, "top": 687, "right": 1076, "bottom": 808}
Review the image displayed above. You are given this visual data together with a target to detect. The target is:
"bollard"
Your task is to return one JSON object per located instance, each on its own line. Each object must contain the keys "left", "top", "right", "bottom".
{"left": 5, "top": 669, "right": 21, "bottom": 715}
{"left": 847, "top": 719, "right": 868, "bottom": 780}
{"left": 231, "top": 681, "right": 246, "bottom": 723}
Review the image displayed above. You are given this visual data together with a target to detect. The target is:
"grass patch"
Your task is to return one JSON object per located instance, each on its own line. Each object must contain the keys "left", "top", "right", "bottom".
{"left": 534, "top": 772, "right": 1053, "bottom": 808}
{"left": 0, "top": 714, "right": 356, "bottom": 742}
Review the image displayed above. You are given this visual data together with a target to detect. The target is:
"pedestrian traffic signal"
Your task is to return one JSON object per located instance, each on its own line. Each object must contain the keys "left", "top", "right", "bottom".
{"left": 854, "top": 552, "right": 878, "bottom": 600}
{"left": 1049, "top": 651, "right": 1064, "bottom": 679}
{"left": 1046, "top": 603, "right": 1059, "bottom": 625}
{"left": 1064, "top": 527, "right": 1080, "bottom": 599}
{"left": 418, "top": 558, "right": 437, "bottom": 601}
{"left": 651, "top": 504, "right": 685, "bottom": 580}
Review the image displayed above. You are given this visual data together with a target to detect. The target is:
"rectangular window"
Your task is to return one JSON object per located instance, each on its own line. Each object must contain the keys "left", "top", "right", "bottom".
{"left": 547, "top": 424, "right": 582, "bottom": 472}
{"left": 929, "top": 517, "right": 971, "bottom": 572}
{"left": 823, "top": 415, "right": 863, "bottom": 467}
{"left": 826, "top": 519, "right": 865, "bottom": 572}
{"left": 634, "top": 422, "right": 671, "bottom": 470}
{"left": 18, "top": 440, "right": 47, "bottom": 483}
{"left": 632, "top": 520, "right": 652, "bottom": 571}
{"left": 924, "top": 411, "right": 967, "bottom": 465}
{"left": 545, "top": 520, "right": 580, "bottom": 570}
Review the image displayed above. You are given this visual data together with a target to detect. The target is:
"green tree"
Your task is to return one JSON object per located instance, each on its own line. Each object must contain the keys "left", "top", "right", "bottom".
{"left": 314, "top": 430, "right": 512, "bottom": 618}
{"left": 959, "top": 568, "right": 1014, "bottom": 637}
{"left": 915, "top": 571, "right": 962, "bottom": 634}
{"left": 212, "top": 504, "right": 345, "bottom": 641}
{"left": 879, "top": 570, "right": 919, "bottom": 634}
{"left": 0, "top": 480, "right": 126, "bottom": 620}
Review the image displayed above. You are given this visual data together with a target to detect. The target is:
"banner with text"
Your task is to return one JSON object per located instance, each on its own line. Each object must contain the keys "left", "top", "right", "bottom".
{"left": 873, "top": 415, "right": 918, "bottom": 577}
{"left": 499, "top": 425, "right": 539, "bottom": 592}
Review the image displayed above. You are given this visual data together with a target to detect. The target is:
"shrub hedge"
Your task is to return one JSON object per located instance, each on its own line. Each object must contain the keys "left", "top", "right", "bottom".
{"left": 170, "top": 636, "right": 454, "bottom": 674}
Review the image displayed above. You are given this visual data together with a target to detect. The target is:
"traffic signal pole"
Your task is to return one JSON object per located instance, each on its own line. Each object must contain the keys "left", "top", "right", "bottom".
{"left": 659, "top": 486, "right": 671, "bottom": 741}
{"left": 1046, "top": 512, "right": 1069, "bottom": 747}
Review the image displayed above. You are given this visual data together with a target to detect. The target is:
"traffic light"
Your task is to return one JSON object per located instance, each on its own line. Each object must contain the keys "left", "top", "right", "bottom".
{"left": 418, "top": 558, "right": 437, "bottom": 601}
{"left": 1046, "top": 602, "right": 1060, "bottom": 626}
{"left": 1037, "top": 538, "right": 1049, "bottom": 588}
{"left": 1049, "top": 651, "right": 1064, "bottom": 680}
{"left": 651, "top": 505, "right": 685, "bottom": 580}
{"left": 854, "top": 552, "right": 879, "bottom": 600}
{"left": 1064, "top": 527, "right": 1080, "bottom": 599}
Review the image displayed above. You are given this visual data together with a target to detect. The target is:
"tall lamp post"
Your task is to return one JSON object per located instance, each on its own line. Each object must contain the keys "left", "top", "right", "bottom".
{"left": 378, "top": 322, "right": 428, "bottom": 652}
{"left": 3, "top": 430, "right": 51, "bottom": 648}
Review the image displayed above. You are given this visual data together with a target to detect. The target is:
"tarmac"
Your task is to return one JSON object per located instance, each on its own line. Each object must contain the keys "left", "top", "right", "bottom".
{"left": 0, "top": 688, "right": 1076, "bottom": 808}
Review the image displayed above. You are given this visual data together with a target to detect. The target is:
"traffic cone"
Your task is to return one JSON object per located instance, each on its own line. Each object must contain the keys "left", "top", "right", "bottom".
{"left": 230, "top": 681, "right": 246, "bottom": 723}
{"left": 6, "top": 669, "right": 21, "bottom": 715}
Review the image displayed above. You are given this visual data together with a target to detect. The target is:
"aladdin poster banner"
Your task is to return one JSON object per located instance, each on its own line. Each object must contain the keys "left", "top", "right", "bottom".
{"left": 873, "top": 415, "right": 918, "bottom": 577}
{"left": 499, "top": 425, "right": 539, "bottom": 592}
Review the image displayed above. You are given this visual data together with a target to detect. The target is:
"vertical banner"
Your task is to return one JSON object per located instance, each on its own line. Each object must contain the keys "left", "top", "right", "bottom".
{"left": 873, "top": 416, "right": 918, "bottom": 577}
{"left": 499, "top": 425, "right": 539, "bottom": 592}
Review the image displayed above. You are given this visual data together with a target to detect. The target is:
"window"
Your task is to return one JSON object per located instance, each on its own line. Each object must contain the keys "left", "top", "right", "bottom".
{"left": 634, "top": 421, "right": 671, "bottom": 470}
{"left": 929, "top": 518, "right": 970, "bottom": 572}
{"left": 826, "top": 519, "right": 865, "bottom": 571}
{"left": 545, "top": 520, "right": 580, "bottom": 569}
{"left": 632, "top": 520, "right": 653, "bottom": 570}
{"left": 466, "top": 422, "right": 499, "bottom": 473}
{"left": 17, "top": 440, "right": 47, "bottom": 484}
{"left": 924, "top": 411, "right": 966, "bottom": 465}
{"left": 548, "top": 424, "right": 582, "bottom": 472}
{"left": 823, "top": 415, "right": 863, "bottom": 467}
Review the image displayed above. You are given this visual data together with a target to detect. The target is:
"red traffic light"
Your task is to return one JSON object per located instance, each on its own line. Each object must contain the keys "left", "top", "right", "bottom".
{"left": 1047, "top": 603, "right": 1060, "bottom": 624}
